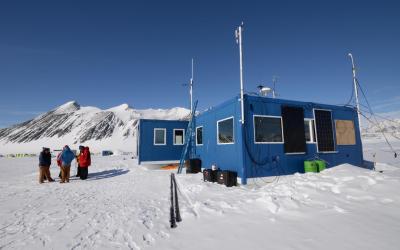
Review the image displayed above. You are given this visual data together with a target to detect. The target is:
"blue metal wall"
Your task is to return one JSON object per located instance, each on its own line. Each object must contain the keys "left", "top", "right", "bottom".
{"left": 242, "top": 95, "right": 363, "bottom": 181}
{"left": 196, "top": 94, "right": 363, "bottom": 184}
{"left": 195, "top": 97, "right": 246, "bottom": 179}
{"left": 138, "top": 119, "right": 188, "bottom": 164}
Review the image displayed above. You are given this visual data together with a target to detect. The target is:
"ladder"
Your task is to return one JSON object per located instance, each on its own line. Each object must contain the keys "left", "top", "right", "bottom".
{"left": 177, "top": 101, "right": 198, "bottom": 174}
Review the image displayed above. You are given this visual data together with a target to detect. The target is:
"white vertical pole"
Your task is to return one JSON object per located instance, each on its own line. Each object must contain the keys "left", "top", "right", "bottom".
{"left": 272, "top": 76, "right": 277, "bottom": 98}
{"left": 190, "top": 58, "right": 194, "bottom": 115}
{"left": 236, "top": 22, "right": 245, "bottom": 124}
{"left": 348, "top": 53, "right": 362, "bottom": 129}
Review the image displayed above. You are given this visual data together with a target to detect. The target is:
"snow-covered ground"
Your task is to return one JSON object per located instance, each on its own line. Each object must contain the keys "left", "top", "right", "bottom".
{"left": 1, "top": 140, "right": 400, "bottom": 250}
{"left": 363, "top": 136, "right": 400, "bottom": 167}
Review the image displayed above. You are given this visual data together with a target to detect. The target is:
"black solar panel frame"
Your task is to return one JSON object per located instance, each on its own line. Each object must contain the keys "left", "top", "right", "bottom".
{"left": 314, "top": 109, "right": 335, "bottom": 152}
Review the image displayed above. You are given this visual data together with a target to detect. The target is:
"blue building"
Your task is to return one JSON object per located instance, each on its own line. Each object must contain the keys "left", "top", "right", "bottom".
{"left": 137, "top": 119, "right": 188, "bottom": 164}
{"left": 195, "top": 94, "right": 363, "bottom": 184}
{"left": 102, "top": 150, "right": 114, "bottom": 156}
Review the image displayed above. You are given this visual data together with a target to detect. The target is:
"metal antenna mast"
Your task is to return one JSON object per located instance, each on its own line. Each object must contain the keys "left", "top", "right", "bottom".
{"left": 272, "top": 76, "right": 278, "bottom": 98}
{"left": 235, "top": 22, "right": 245, "bottom": 124}
{"left": 190, "top": 58, "right": 194, "bottom": 114}
{"left": 348, "top": 53, "right": 362, "bottom": 129}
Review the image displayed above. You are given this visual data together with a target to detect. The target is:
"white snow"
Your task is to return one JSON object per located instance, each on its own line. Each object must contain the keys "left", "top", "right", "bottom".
{"left": 1, "top": 104, "right": 400, "bottom": 249}
{"left": 1, "top": 140, "right": 399, "bottom": 249}
{"left": 53, "top": 101, "right": 81, "bottom": 114}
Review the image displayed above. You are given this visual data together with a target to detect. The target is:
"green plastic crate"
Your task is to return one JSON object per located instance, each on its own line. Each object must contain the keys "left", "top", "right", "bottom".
{"left": 314, "top": 160, "right": 326, "bottom": 172}
{"left": 304, "top": 161, "right": 318, "bottom": 173}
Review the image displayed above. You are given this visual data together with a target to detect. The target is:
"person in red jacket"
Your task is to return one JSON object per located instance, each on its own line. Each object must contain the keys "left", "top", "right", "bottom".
{"left": 78, "top": 146, "right": 91, "bottom": 180}
{"left": 75, "top": 146, "right": 84, "bottom": 177}
{"left": 57, "top": 152, "right": 62, "bottom": 178}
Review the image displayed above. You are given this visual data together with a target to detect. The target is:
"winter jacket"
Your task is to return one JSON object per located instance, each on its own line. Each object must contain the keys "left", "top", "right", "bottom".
{"left": 78, "top": 147, "right": 91, "bottom": 168}
{"left": 76, "top": 152, "right": 81, "bottom": 166}
{"left": 56, "top": 153, "right": 62, "bottom": 167}
{"left": 60, "top": 146, "right": 75, "bottom": 166}
{"left": 39, "top": 151, "right": 51, "bottom": 167}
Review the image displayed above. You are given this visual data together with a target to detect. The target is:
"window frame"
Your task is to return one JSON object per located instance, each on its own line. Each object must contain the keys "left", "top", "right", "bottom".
{"left": 253, "top": 115, "right": 284, "bottom": 144}
{"left": 196, "top": 126, "right": 203, "bottom": 146}
{"left": 313, "top": 108, "right": 338, "bottom": 153}
{"left": 173, "top": 128, "right": 185, "bottom": 146}
{"left": 153, "top": 128, "right": 167, "bottom": 146}
{"left": 217, "top": 116, "right": 235, "bottom": 145}
{"left": 304, "top": 118, "right": 316, "bottom": 144}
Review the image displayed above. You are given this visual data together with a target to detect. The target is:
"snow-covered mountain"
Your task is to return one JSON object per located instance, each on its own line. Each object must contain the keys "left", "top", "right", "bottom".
{"left": 361, "top": 113, "right": 400, "bottom": 141}
{"left": 0, "top": 101, "right": 190, "bottom": 154}
{"left": 363, "top": 119, "right": 400, "bottom": 134}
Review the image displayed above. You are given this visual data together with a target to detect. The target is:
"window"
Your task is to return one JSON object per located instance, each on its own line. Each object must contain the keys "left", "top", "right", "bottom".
{"left": 304, "top": 119, "right": 316, "bottom": 143}
{"left": 254, "top": 115, "right": 283, "bottom": 143}
{"left": 335, "top": 120, "right": 356, "bottom": 145}
{"left": 196, "top": 126, "right": 203, "bottom": 145}
{"left": 173, "top": 129, "right": 184, "bottom": 145}
{"left": 314, "top": 109, "right": 335, "bottom": 152}
{"left": 154, "top": 128, "right": 166, "bottom": 145}
{"left": 217, "top": 117, "right": 234, "bottom": 144}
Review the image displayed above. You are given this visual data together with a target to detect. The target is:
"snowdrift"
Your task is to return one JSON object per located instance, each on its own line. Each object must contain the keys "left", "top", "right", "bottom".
{"left": 0, "top": 156, "right": 399, "bottom": 249}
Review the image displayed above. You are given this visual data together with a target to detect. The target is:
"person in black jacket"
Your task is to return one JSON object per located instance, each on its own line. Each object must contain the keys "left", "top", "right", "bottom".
{"left": 38, "top": 147, "right": 54, "bottom": 183}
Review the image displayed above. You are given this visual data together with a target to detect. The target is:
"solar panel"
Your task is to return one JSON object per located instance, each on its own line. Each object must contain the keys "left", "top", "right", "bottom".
{"left": 314, "top": 109, "right": 335, "bottom": 152}
{"left": 282, "top": 106, "right": 306, "bottom": 153}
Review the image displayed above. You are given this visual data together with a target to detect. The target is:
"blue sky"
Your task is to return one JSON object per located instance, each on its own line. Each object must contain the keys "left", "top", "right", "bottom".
{"left": 0, "top": 0, "right": 399, "bottom": 127}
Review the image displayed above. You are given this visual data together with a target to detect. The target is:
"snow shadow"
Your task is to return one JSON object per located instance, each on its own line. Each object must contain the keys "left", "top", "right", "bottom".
{"left": 87, "top": 169, "right": 130, "bottom": 180}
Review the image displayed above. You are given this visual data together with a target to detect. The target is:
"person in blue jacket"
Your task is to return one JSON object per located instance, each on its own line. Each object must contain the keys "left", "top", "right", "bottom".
{"left": 38, "top": 147, "right": 54, "bottom": 183}
{"left": 59, "top": 145, "right": 75, "bottom": 183}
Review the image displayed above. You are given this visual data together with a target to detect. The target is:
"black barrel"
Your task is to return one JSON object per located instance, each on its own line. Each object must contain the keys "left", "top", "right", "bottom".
{"left": 216, "top": 170, "right": 237, "bottom": 187}
{"left": 203, "top": 169, "right": 217, "bottom": 182}
{"left": 187, "top": 158, "right": 202, "bottom": 173}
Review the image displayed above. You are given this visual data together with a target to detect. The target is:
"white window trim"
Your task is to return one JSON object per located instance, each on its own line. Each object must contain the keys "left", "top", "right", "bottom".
{"left": 196, "top": 126, "right": 203, "bottom": 146}
{"left": 217, "top": 116, "right": 235, "bottom": 145}
{"left": 304, "top": 118, "right": 317, "bottom": 144}
{"left": 173, "top": 129, "right": 185, "bottom": 145}
{"left": 253, "top": 115, "right": 284, "bottom": 144}
{"left": 313, "top": 109, "right": 338, "bottom": 153}
{"left": 153, "top": 128, "right": 166, "bottom": 146}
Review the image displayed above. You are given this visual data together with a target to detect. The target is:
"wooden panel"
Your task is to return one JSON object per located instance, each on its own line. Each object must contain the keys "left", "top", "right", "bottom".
{"left": 335, "top": 120, "right": 356, "bottom": 145}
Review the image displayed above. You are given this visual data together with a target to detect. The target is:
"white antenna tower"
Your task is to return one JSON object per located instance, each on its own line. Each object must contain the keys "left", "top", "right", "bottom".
{"left": 190, "top": 58, "right": 194, "bottom": 114}
{"left": 182, "top": 59, "right": 194, "bottom": 115}
{"left": 348, "top": 53, "right": 362, "bottom": 129}
{"left": 235, "top": 22, "right": 245, "bottom": 124}
{"left": 272, "top": 76, "right": 278, "bottom": 98}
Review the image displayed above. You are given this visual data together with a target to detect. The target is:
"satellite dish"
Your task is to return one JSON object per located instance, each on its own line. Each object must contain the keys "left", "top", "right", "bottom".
{"left": 257, "top": 85, "right": 272, "bottom": 96}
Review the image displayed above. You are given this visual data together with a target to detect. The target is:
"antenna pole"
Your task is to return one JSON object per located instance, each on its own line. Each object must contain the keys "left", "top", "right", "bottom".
{"left": 348, "top": 53, "right": 362, "bottom": 129}
{"left": 272, "top": 76, "right": 277, "bottom": 98}
{"left": 190, "top": 58, "right": 194, "bottom": 115}
{"left": 236, "top": 22, "right": 245, "bottom": 124}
